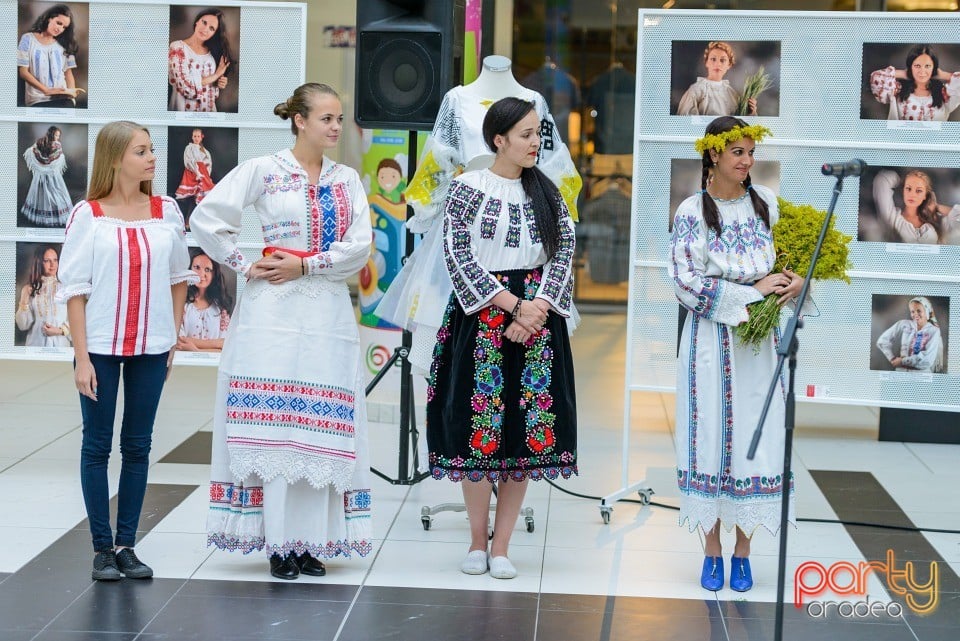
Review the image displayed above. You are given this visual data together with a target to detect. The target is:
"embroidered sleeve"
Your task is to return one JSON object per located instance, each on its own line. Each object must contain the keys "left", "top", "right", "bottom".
{"left": 944, "top": 72, "right": 960, "bottom": 116}
{"left": 183, "top": 143, "right": 200, "bottom": 173}
{"left": 870, "top": 66, "right": 897, "bottom": 105}
{"left": 670, "top": 201, "right": 762, "bottom": 327}
{"left": 875, "top": 320, "right": 902, "bottom": 362}
{"left": 190, "top": 159, "right": 265, "bottom": 275}
{"left": 677, "top": 83, "right": 703, "bottom": 116}
{"left": 162, "top": 198, "right": 200, "bottom": 286}
{"left": 17, "top": 34, "right": 30, "bottom": 67}
{"left": 872, "top": 170, "right": 911, "bottom": 237}
{"left": 168, "top": 41, "right": 203, "bottom": 101}
{"left": 405, "top": 91, "right": 464, "bottom": 233}
{"left": 532, "top": 93, "right": 583, "bottom": 222}
{"left": 304, "top": 172, "right": 373, "bottom": 279}
{"left": 442, "top": 180, "right": 504, "bottom": 314}
{"left": 15, "top": 295, "right": 34, "bottom": 331}
{"left": 901, "top": 327, "right": 942, "bottom": 370}
{"left": 56, "top": 202, "right": 96, "bottom": 302}
{"left": 535, "top": 196, "right": 576, "bottom": 317}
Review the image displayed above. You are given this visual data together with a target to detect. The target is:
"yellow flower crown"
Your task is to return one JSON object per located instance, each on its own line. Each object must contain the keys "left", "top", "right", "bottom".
{"left": 694, "top": 124, "right": 772, "bottom": 155}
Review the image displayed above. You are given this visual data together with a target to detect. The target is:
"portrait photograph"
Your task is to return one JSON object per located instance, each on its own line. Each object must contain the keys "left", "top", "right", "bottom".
{"left": 670, "top": 40, "right": 781, "bottom": 117}
{"left": 857, "top": 164, "right": 960, "bottom": 245}
{"left": 668, "top": 158, "right": 780, "bottom": 231}
{"left": 165, "top": 125, "right": 238, "bottom": 226}
{"left": 17, "top": 1, "right": 89, "bottom": 109}
{"left": 177, "top": 247, "right": 237, "bottom": 353}
{"left": 870, "top": 293, "right": 949, "bottom": 374}
{"left": 14, "top": 241, "right": 71, "bottom": 348}
{"left": 861, "top": 43, "right": 960, "bottom": 122}
{"left": 168, "top": 5, "right": 241, "bottom": 113}
{"left": 17, "top": 121, "right": 87, "bottom": 229}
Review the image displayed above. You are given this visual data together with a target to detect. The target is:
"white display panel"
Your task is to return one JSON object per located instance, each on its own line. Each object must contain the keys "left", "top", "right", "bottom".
{"left": 628, "top": 10, "right": 960, "bottom": 412}
{"left": 0, "top": 0, "right": 306, "bottom": 364}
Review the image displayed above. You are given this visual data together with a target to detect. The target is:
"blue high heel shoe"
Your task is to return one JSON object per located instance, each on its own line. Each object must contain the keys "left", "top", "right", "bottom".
{"left": 700, "top": 556, "right": 724, "bottom": 591}
{"left": 730, "top": 556, "right": 753, "bottom": 592}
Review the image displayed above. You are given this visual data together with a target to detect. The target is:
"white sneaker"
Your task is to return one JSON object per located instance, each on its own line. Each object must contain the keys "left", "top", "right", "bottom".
{"left": 489, "top": 555, "right": 517, "bottom": 579}
{"left": 459, "top": 550, "right": 489, "bottom": 575}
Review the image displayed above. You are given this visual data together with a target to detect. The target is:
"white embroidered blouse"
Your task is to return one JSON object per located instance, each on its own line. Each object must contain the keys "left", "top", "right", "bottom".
{"left": 188, "top": 149, "right": 371, "bottom": 281}
{"left": 676, "top": 78, "right": 740, "bottom": 117}
{"left": 670, "top": 186, "right": 780, "bottom": 327}
{"left": 57, "top": 196, "right": 198, "bottom": 356}
{"left": 876, "top": 319, "right": 943, "bottom": 372}
{"left": 442, "top": 169, "right": 576, "bottom": 316}
{"left": 870, "top": 66, "right": 960, "bottom": 121}
{"left": 873, "top": 170, "right": 960, "bottom": 244}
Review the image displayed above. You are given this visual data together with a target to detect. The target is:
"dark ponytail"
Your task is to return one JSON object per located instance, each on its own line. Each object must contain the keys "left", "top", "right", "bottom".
{"left": 699, "top": 116, "right": 769, "bottom": 238}
{"left": 482, "top": 97, "right": 562, "bottom": 259}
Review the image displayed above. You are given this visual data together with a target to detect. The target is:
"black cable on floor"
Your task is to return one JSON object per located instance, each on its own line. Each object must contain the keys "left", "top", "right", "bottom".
{"left": 544, "top": 478, "right": 960, "bottom": 535}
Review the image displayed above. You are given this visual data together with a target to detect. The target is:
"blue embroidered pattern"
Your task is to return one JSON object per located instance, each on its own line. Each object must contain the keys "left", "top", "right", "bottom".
{"left": 225, "top": 376, "right": 356, "bottom": 435}
{"left": 263, "top": 174, "right": 302, "bottom": 195}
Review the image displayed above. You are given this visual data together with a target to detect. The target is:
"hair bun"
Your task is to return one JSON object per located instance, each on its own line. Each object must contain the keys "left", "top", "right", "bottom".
{"left": 274, "top": 102, "right": 290, "bottom": 119}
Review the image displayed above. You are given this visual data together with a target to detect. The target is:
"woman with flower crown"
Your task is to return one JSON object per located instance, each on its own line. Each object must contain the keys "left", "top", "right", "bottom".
{"left": 670, "top": 116, "right": 803, "bottom": 594}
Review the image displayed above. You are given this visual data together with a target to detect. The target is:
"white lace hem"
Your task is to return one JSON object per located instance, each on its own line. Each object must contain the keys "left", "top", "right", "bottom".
{"left": 678, "top": 493, "right": 795, "bottom": 537}
{"left": 243, "top": 276, "right": 348, "bottom": 301}
{"left": 227, "top": 446, "right": 356, "bottom": 494}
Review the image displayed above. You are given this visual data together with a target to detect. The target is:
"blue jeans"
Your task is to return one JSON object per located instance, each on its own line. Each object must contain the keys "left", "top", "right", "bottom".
{"left": 78, "top": 352, "right": 169, "bottom": 551}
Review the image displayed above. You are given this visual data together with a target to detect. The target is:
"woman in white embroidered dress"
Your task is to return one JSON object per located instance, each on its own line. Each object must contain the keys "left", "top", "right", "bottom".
{"left": 22, "top": 126, "right": 73, "bottom": 227}
{"left": 872, "top": 168, "right": 960, "bottom": 245}
{"left": 671, "top": 117, "right": 803, "bottom": 593}
{"left": 168, "top": 8, "right": 234, "bottom": 112}
{"left": 174, "top": 128, "right": 215, "bottom": 224}
{"left": 58, "top": 121, "right": 196, "bottom": 581}
{"left": 677, "top": 42, "right": 757, "bottom": 117}
{"left": 870, "top": 45, "right": 960, "bottom": 121}
{"left": 427, "top": 97, "right": 577, "bottom": 580}
{"left": 16, "top": 245, "right": 71, "bottom": 347}
{"left": 876, "top": 297, "right": 944, "bottom": 373}
{"left": 177, "top": 249, "right": 231, "bottom": 351}
{"left": 17, "top": 4, "right": 85, "bottom": 108}
{"left": 190, "top": 83, "right": 373, "bottom": 580}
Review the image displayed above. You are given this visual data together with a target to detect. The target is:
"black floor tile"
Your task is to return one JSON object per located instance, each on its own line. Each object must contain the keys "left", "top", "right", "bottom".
{"left": 0, "top": 572, "right": 11, "bottom": 585}
{"left": 47, "top": 578, "right": 185, "bottom": 633}
{"left": 909, "top": 623, "right": 960, "bottom": 641}
{"left": 178, "top": 577, "right": 358, "bottom": 602}
{"left": 338, "top": 601, "right": 537, "bottom": 641}
{"left": 0, "top": 631, "right": 38, "bottom": 641}
{"left": 536, "top": 609, "right": 727, "bottom": 641}
{"left": 158, "top": 431, "right": 212, "bottom": 465}
{"left": 357, "top": 584, "right": 539, "bottom": 609}
{"left": 541, "top": 592, "right": 721, "bottom": 618}
{"left": 142, "top": 593, "right": 350, "bottom": 640}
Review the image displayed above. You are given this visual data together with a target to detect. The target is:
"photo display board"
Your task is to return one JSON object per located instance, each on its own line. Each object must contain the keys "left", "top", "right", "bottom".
{"left": 0, "top": 0, "right": 306, "bottom": 364}
{"left": 629, "top": 9, "right": 960, "bottom": 412}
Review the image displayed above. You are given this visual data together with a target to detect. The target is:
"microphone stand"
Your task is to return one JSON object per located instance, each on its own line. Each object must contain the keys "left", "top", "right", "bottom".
{"left": 746, "top": 172, "right": 848, "bottom": 641}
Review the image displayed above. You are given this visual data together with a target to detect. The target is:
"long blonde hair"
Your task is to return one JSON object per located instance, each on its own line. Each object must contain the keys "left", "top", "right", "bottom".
{"left": 87, "top": 121, "right": 153, "bottom": 200}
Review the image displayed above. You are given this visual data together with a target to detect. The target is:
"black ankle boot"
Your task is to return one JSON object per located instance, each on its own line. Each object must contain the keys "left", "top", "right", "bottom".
{"left": 269, "top": 553, "right": 299, "bottom": 580}
{"left": 297, "top": 552, "right": 327, "bottom": 577}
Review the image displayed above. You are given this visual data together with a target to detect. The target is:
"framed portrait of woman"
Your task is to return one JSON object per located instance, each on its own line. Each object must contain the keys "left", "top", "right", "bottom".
{"left": 16, "top": 121, "right": 88, "bottom": 229}
{"left": 168, "top": 5, "right": 241, "bottom": 114}
{"left": 165, "top": 125, "right": 239, "bottom": 227}
{"left": 177, "top": 247, "right": 237, "bottom": 353}
{"left": 861, "top": 43, "right": 960, "bottom": 122}
{"left": 857, "top": 164, "right": 960, "bottom": 246}
{"left": 14, "top": 241, "right": 71, "bottom": 349}
{"left": 670, "top": 40, "right": 781, "bottom": 118}
{"left": 17, "top": 1, "right": 89, "bottom": 109}
{"left": 870, "top": 293, "right": 949, "bottom": 375}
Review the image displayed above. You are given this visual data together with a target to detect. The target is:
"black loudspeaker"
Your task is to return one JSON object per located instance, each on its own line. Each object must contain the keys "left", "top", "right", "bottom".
{"left": 355, "top": 0, "right": 465, "bottom": 130}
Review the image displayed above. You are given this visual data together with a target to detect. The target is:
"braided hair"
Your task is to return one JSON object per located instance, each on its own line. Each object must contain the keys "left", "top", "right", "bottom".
{"left": 699, "top": 116, "right": 769, "bottom": 238}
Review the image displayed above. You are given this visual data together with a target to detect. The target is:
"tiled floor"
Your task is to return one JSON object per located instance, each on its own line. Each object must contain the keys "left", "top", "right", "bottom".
{"left": 1, "top": 312, "right": 958, "bottom": 640}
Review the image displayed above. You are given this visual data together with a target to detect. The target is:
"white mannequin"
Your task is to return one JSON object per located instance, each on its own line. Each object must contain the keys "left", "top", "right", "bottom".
{"left": 463, "top": 55, "right": 527, "bottom": 100}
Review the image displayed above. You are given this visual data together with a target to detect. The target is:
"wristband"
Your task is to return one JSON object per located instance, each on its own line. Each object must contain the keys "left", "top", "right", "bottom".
{"left": 301, "top": 258, "right": 306, "bottom": 276}
{"left": 511, "top": 298, "right": 523, "bottom": 319}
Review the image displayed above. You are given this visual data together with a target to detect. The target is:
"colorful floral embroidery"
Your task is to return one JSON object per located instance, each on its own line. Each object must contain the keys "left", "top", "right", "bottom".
{"left": 263, "top": 174, "right": 302, "bottom": 195}
{"left": 523, "top": 202, "right": 541, "bottom": 244}
{"left": 480, "top": 197, "right": 501, "bottom": 239}
{"left": 506, "top": 203, "right": 522, "bottom": 248}
{"left": 226, "top": 376, "right": 356, "bottom": 435}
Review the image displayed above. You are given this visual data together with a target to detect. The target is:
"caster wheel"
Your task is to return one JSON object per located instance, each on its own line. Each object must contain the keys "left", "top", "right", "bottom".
{"left": 637, "top": 489, "right": 653, "bottom": 505}
{"left": 421, "top": 516, "right": 432, "bottom": 531}
{"left": 600, "top": 507, "right": 612, "bottom": 524}
{"left": 525, "top": 518, "right": 535, "bottom": 533}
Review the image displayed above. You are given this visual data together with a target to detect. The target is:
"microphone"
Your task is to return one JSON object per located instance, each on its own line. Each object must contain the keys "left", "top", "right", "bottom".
{"left": 821, "top": 159, "right": 866, "bottom": 177}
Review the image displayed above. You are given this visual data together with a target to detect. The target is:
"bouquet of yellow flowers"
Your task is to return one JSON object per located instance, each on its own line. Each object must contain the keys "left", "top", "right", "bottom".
{"left": 735, "top": 197, "right": 852, "bottom": 347}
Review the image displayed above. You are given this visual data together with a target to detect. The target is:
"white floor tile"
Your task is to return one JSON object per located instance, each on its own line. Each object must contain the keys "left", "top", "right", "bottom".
{"left": 135, "top": 530, "right": 213, "bottom": 578}
{"left": 0, "top": 526, "right": 72, "bottom": 572}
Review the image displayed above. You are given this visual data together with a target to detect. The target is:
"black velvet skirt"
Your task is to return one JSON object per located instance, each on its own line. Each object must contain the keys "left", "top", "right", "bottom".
{"left": 426, "top": 267, "right": 578, "bottom": 482}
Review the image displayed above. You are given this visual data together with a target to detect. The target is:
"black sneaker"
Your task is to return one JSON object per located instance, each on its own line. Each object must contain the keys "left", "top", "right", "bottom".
{"left": 92, "top": 549, "right": 121, "bottom": 581}
{"left": 115, "top": 548, "right": 153, "bottom": 579}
